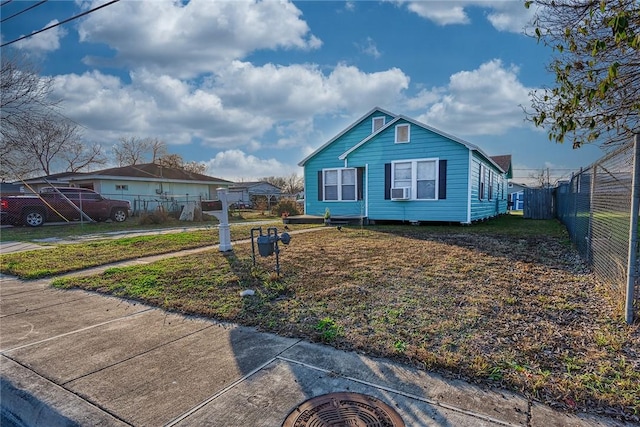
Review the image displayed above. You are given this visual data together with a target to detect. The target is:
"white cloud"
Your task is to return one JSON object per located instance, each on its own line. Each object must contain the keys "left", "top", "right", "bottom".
{"left": 14, "top": 20, "right": 67, "bottom": 53}
{"left": 406, "top": 1, "right": 535, "bottom": 33}
{"left": 357, "top": 37, "right": 382, "bottom": 59}
{"left": 407, "top": 2, "right": 470, "bottom": 25}
{"left": 49, "top": 61, "right": 410, "bottom": 151}
{"left": 205, "top": 149, "right": 299, "bottom": 181}
{"left": 416, "top": 59, "right": 533, "bottom": 136}
{"left": 77, "top": 0, "right": 321, "bottom": 78}
{"left": 208, "top": 61, "right": 410, "bottom": 120}
{"left": 485, "top": 2, "right": 537, "bottom": 33}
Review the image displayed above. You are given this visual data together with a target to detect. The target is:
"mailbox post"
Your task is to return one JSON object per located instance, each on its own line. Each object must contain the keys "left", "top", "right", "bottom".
{"left": 217, "top": 188, "right": 232, "bottom": 251}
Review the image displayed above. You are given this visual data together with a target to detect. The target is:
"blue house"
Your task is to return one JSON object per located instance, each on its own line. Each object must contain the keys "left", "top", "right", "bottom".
{"left": 298, "top": 107, "right": 509, "bottom": 224}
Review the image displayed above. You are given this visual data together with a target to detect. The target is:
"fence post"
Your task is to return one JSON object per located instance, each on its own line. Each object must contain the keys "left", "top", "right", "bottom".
{"left": 588, "top": 164, "right": 597, "bottom": 263}
{"left": 626, "top": 134, "right": 640, "bottom": 324}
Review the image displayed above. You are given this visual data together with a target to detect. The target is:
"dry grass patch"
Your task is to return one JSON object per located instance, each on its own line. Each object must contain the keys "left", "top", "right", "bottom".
{"left": 53, "top": 225, "right": 639, "bottom": 421}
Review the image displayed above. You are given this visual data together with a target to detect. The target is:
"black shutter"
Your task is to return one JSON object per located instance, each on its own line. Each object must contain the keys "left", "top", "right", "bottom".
{"left": 317, "top": 171, "right": 323, "bottom": 201}
{"left": 357, "top": 167, "right": 364, "bottom": 200}
{"left": 438, "top": 160, "right": 447, "bottom": 200}
{"left": 384, "top": 163, "right": 391, "bottom": 200}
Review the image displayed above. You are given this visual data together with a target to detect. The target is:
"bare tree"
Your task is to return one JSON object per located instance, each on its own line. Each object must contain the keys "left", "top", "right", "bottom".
{"left": 0, "top": 51, "right": 106, "bottom": 180}
{"left": 182, "top": 161, "right": 207, "bottom": 174}
{"left": 61, "top": 140, "right": 107, "bottom": 173}
{"left": 156, "top": 153, "right": 183, "bottom": 169}
{"left": 113, "top": 136, "right": 150, "bottom": 166}
{"left": 260, "top": 174, "right": 303, "bottom": 194}
{"left": 148, "top": 137, "right": 168, "bottom": 162}
{"left": 1, "top": 51, "right": 59, "bottom": 179}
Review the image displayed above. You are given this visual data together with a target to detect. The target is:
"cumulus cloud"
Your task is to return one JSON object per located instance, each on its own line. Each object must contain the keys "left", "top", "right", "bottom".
{"left": 49, "top": 61, "right": 410, "bottom": 153}
{"left": 407, "top": 2, "right": 470, "bottom": 25}
{"left": 14, "top": 20, "right": 67, "bottom": 53}
{"left": 406, "top": 1, "right": 535, "bottom": 33}
{"left": 204, "top": 149, "right": 299, "bottom": 181}
{"left": 415, "top": 59, "right": 533, "bottom": 136}
{"left": 77, "top": 0, "right": 321, "bottom": 78}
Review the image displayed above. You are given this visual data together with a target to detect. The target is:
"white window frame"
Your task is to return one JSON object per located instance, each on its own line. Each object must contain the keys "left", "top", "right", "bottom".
{"left": 372, "top": 116, "right": 385, "bottom": 133}
{"left": 488, "top": 170, "right": 493, "bottom": 201}
{"left": 395, "top": 124, "right": 410, "bottom": 143}
{"left": 479, "top": 163, "right": 486, "bottom": 200}
{"left": 115, "top": 184, "right": 129, "bottom": 191}
{"left": 323, "top": 168, "right": 357, "bottom": 201}
{"left": 391, "top": 158, "right": 439, "bottom": 200}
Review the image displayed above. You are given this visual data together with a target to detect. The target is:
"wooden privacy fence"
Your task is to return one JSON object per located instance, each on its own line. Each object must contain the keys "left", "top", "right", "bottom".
{"left": 523, "top": 188, "right": 555, "bottom": 219}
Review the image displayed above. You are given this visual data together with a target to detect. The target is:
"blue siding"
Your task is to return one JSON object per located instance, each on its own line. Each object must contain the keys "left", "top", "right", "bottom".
{"left": 469, "top": 152, "right": 508, "bottom": 221}
{"left": 304, "top": 111, "right": 393, "bottom": 217}
{"left": 347, "top": 120, "right": 469, "bottom": 222}
{"left": 303, "top": 111, "right": 509, "bottom": 223}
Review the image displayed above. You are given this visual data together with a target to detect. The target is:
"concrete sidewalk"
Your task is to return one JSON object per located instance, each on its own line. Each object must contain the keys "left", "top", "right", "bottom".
{"left": 0, "top": 274, "right": 627, "bottom": 427}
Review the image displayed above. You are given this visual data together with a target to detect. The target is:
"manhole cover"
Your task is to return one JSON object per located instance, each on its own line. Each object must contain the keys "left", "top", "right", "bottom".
{"left": 282, "top": 392, "right": 405, "bottom": 427}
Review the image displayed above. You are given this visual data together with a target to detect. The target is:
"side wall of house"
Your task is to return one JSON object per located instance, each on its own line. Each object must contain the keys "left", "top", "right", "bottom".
{"left": 347, "top": 119, "right": 470, "bottom": 223}
{"left": 469, "top": 152, "right": 508, "bottom": 221}
{"left": 304, "top": 111, "right": 395, "bottom": 217}
{"left": 90, "top": 179, "right": 216, "bottom": 213}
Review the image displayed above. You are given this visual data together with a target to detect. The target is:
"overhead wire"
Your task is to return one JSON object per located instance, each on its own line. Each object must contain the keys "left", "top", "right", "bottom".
{"left": 1, "top": 0, "right": 120, "bottom": 48}
{"left": 1, "top": 0, "right": 47, "bottom": 23}
{"left": 1, "top": 0, "right": 14, "bottom": 7}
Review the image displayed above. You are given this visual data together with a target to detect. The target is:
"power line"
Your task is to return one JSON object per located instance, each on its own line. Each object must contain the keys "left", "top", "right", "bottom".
{"left": 1, "top": 0, "right": 47, "bottom": 24}
{"left": 1, "top": 0, "right": 120, "bottom": 48}
{"left": 1, "top": 1, "right": 14, "bottom": 7}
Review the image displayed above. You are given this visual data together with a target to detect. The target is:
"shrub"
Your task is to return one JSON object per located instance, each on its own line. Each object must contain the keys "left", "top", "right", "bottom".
{"left": 138, "top": 210, "right": 170, "bottom": 225}
{"left": 273, "top": 199, "right": 299, "bottom": 217}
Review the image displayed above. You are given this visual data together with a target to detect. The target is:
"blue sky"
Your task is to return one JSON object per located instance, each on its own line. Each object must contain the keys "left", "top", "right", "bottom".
{"left": 1, "top": 0, "right": 607, "bottom": 184}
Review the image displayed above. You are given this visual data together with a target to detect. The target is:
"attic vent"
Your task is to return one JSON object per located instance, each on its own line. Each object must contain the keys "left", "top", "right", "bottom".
{"left": 391, "top": 187, "right": 410, "bottom": 200}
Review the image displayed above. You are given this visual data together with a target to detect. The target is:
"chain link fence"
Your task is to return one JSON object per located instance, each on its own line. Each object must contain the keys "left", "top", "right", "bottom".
{"left": 555, "top": 137, "right": 639, "bottom": 323}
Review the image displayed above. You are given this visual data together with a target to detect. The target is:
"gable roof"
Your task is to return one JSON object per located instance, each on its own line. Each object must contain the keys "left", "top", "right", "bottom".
{"left": 338, "top": 113, "right": 506, "bottom": 173}
{"left": 298, "top": 106, "right": 397, "bottom": 166}
{"left": 490, "top": 155, "right": 513, "bottom": 178}
{"left": 91, "top": 163, "right": 231, "bottom": 182}
{"left": 230, "top": 181, "right": 282, "bottom": 191}
{"left": 20, "top": 163, "right": 232, "bottom": 185}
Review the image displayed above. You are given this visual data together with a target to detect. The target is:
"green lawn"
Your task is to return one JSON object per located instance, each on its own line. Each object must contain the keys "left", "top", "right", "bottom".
{"left": 0, "top": 221, "right": 320, "bottom": 278}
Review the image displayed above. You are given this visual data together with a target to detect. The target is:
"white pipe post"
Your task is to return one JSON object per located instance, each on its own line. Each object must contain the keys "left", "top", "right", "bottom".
{"left": 217, "top": 188, "right": 232, "bottom": 252}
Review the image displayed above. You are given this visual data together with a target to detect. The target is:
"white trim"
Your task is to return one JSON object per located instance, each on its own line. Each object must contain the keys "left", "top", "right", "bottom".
{"left": 372, "top": 116, "right": 386, "bottom": 133}
{"left": 391, "top": 158, "right": 439, "bottom": 200}
{"left": 322, "top": 167, "right": 357, "bottom": 201}
{"left": 467, "top": 151, "right": 472, "bottom": 223}
{"left": 394, "top": 123, "right": 410, "bottom": 143}
{"left": 338, "top": 113, "right": 506, "bottom": 174}
{"left": 299, "top": 106, "right": 397, "bottom": 166}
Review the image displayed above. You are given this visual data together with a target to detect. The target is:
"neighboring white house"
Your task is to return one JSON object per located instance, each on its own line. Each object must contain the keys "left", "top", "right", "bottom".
{"left": 18, "top": 163, "right": 233, "bottom": 214}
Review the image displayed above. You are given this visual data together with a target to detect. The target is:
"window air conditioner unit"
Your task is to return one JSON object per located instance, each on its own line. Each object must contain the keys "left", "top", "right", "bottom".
{"left": 390, "top": 187, "right": 410, "bottom": 200}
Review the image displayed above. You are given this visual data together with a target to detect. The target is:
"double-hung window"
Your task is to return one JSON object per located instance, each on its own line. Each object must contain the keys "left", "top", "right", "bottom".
{"left": 392, "top": 159, "right": 438, "bottom": 200}
{"left": 323, "top": 168, "right": 356, "bottom": 201}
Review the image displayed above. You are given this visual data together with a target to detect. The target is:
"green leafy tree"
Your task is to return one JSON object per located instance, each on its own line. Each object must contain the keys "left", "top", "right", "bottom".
{"left": 526, "top": 0, "right": 639, "bottom": 148}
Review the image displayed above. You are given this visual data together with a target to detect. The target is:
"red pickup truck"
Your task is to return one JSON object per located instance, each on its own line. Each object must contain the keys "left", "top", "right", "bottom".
{"left": 0, "top": 187, "right": 131, "bottom": 227}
